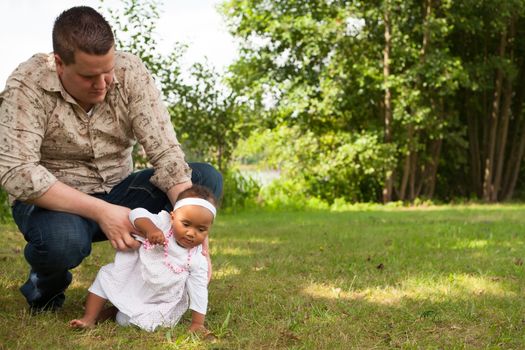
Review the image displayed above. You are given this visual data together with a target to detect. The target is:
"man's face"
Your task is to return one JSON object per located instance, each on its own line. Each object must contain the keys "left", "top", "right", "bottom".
{"left": 55, "top": 47, "right": 115, "bottom": 111}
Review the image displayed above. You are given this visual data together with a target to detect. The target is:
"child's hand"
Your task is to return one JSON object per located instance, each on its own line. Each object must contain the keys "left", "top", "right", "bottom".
{"left": 146, "top": 230, "right": 166, "bottom": 245}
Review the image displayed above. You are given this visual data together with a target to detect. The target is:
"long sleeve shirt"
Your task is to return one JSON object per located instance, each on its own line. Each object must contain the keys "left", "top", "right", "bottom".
{"left": 0, "top": 51, "right": 191, "bottom": 203}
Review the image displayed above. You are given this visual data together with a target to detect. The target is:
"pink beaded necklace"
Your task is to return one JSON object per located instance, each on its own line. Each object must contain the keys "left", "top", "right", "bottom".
{"left": 142, "top": 229, "right": 193, "bottom": 274}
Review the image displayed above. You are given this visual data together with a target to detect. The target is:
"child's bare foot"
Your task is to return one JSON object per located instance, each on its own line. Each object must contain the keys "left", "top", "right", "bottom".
{"left": 96, "top": 306, "right": 118, "bottom": 324}
{"left": 69, "top": 318, "right": 95, "bottom": 329}
{"left": 69, "top": 306, "right": 117, "bottom": 329}
{"left": 189, "top": 325, "right": 216, "bottom": 341}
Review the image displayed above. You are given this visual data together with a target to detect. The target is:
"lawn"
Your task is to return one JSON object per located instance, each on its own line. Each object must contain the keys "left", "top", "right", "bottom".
{"left": 1, "top": 205, "right": 525, "bottom": 349}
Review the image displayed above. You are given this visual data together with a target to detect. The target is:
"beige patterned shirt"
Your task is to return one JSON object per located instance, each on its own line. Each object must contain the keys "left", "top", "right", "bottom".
{"left": 0, "top": 51, "right": 191, "bottom": 203}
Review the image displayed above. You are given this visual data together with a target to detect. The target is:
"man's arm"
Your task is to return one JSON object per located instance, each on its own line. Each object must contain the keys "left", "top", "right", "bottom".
{"left": 125, "top": 53, "right": 192, "bottom": 196}
{"left": 30, "top": 181, "right": 140, "bottom": 250}
{"left": 166, "top": 181, "right": 193, "bottom": 205}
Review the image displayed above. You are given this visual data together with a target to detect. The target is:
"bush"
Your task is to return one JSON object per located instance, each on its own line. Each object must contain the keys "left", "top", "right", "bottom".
{"left": 237, "top": 125, "right": 396, "bottom": 204}
{"left": 0, "top": 188, "right": 12, "bottom": 223}
{"left": 220, "top": 169, "right": 261, "bottom": 213}
{"left": 259, "top": 179, "right": 310, "bottom": 210}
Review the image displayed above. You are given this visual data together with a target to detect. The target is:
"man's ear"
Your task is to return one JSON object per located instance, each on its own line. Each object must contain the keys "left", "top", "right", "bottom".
{"left": 54, "top": 54, "right": 64, "bottom": 75}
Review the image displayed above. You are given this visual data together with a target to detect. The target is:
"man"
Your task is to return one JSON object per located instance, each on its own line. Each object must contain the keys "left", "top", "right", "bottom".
{"left": 0, "top": 6, "right": 222, "bottom": 312}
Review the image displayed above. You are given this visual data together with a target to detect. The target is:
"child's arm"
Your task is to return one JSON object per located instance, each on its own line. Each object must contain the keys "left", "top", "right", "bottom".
{"left": 188, "top": 310, "right": 207, "bottom": 332}
{"left": 187, "top": 252, "right": 209, "bottom": 333}
{"left": 133, "top": 217, "right": 165, "bottom": 245}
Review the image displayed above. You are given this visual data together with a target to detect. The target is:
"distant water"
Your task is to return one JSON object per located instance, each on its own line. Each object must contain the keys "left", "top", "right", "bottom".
{"left": 239, "top": 169, "right": 281, "bottom": 187}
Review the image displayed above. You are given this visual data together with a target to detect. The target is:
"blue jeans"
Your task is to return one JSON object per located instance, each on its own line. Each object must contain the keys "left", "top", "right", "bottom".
{"left": 12, "top": 163, "right": 222, "bottom": 310}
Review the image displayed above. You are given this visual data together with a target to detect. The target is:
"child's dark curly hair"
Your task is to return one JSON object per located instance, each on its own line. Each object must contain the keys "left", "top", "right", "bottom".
{"left": 176, "top": 185, "right": 218, "bottom": 207}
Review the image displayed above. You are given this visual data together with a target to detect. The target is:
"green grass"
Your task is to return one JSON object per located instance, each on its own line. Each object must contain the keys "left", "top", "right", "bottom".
{"left": 2, "top": 205, "right": 525, "bottom": 349}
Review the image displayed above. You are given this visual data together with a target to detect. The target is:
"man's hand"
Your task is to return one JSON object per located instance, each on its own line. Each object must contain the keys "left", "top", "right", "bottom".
{"left": 28, "top": 182, "right": 140, "bottom": 251}
{"left": 97, "top": 203, "right": 141, "bottom": 251}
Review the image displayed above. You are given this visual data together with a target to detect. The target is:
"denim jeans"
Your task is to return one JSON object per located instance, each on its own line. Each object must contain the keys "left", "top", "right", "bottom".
{"left": 12, "top": 162, "right": 222, "bottom": 310}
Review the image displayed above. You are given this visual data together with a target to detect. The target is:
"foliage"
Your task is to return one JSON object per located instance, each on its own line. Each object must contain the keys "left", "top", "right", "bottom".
{"left": 220, "top": 169, "right": 261, "bottom": 212}
{"left": 0, "top": 188, "right": 11, "bottom": 223}
{"left": 170, "top": 63, "right": 256, "bottom": 173}
{"left": 97, "top": 0, "right": 525, "bottom": 205}
{"left": 220, "top": 0, "right": 460, "bottom": 203}
{"left": 260, "top": 179, "right": 332, "bottom": 211}
{"left": 99, "top": 0, "right": 261, "bottom": 211}
{"left": 102, "top": 0, "right": 253, "bottom": 173}
{"left": 238, "top": 125, "right": 396, "bottom": 203}
{"left": 101, "top": 0, "right": 188, "bottom": 169}
{"left": 222, "top": 0, "right": 525, "bottom": 204}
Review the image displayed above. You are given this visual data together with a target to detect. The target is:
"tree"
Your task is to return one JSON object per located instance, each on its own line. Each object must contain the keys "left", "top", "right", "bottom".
{"left": 222, "top": 0, "right": 461, "bottom": 203}
{"left": 101, "top": 0, "right": 189, "bottom": 167}
{"left": 170, "top": 62, "right": 254, "bottom": 173}
{"left": 449, "top": 0, "right": 525, "bottom": 201}
{"left": 102, "top": 0, "right": 525, "bottom": 204}
{"left": 102, "top": 0, "right": 253, "bottom": 172}
{"left": 382, "top": 0, "right": 393, "bottom": 203}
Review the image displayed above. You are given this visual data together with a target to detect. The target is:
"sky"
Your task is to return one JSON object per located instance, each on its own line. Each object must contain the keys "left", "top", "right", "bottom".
{"left": 0, "top": 0, "right": 238, "bottom": 86}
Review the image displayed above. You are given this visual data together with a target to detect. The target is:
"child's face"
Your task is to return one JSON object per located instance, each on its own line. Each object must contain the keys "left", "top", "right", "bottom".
{"left": 170, "top": 205, "right": 214, "bottom": 248}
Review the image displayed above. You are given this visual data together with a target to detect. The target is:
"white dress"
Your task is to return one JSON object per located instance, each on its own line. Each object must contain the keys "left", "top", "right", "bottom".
{"left": 89, "top": 208, "right": 208, "bottom": 332}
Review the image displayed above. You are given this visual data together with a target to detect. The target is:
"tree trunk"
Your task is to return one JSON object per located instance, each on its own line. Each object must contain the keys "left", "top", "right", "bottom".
{"left": 418, "top": 99, "right": 444, "bottom": 199}
{"left": 382, "top": 0, "right": 394, "bottom": 203}
{"left": 482, "top": 29, "right": 507, "bottom": 201}
{"left": 502, "top": 58, "right": 525, "bottom": 200}
{"left": 465, "top": 91, "right": 482, "bottom": 197}
{"left": 492, "top": 18, "right": 514, "bottom": 201}
{"left": 409, "top": 149, "right": 418, "bottom": 201}
{"left": 410, "top": 0, "right": 433, "bottom": 201}
{"left": 424, "top": 138, "right": 442, "bottom": 198}
{"left": 399, "top": 125, "right": 414, "bottom": 201}
{"left": 503, "top": 121, "right": 525, "bottom": 200}
{"left": 492, "top": 77, "right": 513, "bottom": 201}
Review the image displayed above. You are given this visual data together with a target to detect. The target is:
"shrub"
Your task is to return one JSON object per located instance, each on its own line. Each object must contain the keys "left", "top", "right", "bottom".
{"left": 220, "top": 169, "right": 261, "bottom": 213}
{"left": 237, "top": 125, "right": 396, "bottom": 204}
{"left": 0, "top": 188, "right": 12, "bottom": 223}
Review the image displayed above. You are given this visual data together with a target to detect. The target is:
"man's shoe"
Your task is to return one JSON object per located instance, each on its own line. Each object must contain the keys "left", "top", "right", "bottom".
{"left": 28, "top": 293, "right": 65, "bottom": 315}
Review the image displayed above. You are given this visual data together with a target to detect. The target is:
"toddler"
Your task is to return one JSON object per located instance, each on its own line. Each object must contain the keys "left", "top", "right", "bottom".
{"left": 70, "top": 185, "right": 217, "bottom": 333}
